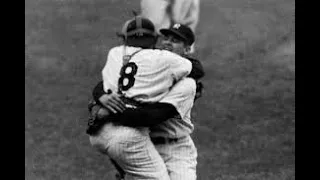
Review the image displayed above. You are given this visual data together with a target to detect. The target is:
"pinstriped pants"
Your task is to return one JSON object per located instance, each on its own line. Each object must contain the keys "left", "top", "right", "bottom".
{"left": 154, "top": 135, "right": 198, "bottom": 180}
{"left": 89, "top": 123, "right": 170, "bottom": 180}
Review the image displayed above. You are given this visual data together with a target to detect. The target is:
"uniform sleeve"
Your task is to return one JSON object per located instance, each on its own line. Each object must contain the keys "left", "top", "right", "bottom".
{"left": 186, "top": 57, "right": 205, "bottom": 80}
{"left": 102, "top": 49, "right": 120, "bottom": 93}
{"left": 160, "top": 77, "right": 196, "bottom": 121}
{"left": 109, "top": 103, "right": 179, "bottom": 127}
{"left": 166, "top": 52, "right": 192, "bottom": 81}
{"left": 91, "top": 82, "right": 179, "bottom": 127}
{"left": 92, "top": 81, "right": 104, "bottom": 102}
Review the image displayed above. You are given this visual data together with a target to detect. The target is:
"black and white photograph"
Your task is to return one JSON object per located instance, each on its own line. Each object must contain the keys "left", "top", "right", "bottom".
{"left": 25, "top": 0, "right": 295, "bottom": 179}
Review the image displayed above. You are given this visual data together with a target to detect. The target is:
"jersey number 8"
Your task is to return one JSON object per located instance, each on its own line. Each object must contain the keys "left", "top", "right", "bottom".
{"left": 118, "top": 62, "right": 138, "bottom": 91}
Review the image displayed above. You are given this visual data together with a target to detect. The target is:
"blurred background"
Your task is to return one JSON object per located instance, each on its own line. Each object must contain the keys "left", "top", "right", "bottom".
{"left": 25, "top": 0, "right": 295, "bottom": 179}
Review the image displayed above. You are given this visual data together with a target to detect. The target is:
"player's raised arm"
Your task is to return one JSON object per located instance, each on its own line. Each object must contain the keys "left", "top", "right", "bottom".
{"left": 92, "top": 81, "right": 126, "bottom": 113}
{"left": 92, "top": 81, "right": 106, "bottom": 103}
{"left": 92, "top": 80, "right": 180, "bottom": 127}
{"left": 112, "top": 103, "right": 179, "bottom": 127}
{"left": 185, "top": 56, "right": 205, "bottom": 80}
{"left": 165, "top": 51, "right": 192, "bottom": 81}
{"left": 101, "top": 47, "right": 122, "bottom": 93}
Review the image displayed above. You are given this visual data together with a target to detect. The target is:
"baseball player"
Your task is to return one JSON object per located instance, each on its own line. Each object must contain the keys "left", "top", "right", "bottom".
{"left": 87, "top": 16, "right": 203, "bottom": 180}
{"left": 90, "top": 24, "right": 204, "bottom": 180}
{"left": 150, "top": 24, "right": 202, "bottom": 180}
{"left": 140, "top": 0, "right": 200, "bottom": 53}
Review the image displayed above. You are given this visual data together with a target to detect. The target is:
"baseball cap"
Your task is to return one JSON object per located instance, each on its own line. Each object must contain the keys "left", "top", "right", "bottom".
{"left": 159, "top": 23, "right": 195, "bottom": 46}
{"left": 119, "top": 16, "right": 157, "bottom": 38}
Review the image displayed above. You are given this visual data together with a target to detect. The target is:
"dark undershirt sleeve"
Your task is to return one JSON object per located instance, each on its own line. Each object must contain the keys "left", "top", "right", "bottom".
{"left": 91, "top": 81, "right": 179, "bottom": 127}
{"left": 92, "top": 81, "right": 106, "bottom": 105}
{"left": 109, "top": 103, "right": 178, "bottom": 127}
{"left": 186, "top": 57, "right": 205, "bottom": 80}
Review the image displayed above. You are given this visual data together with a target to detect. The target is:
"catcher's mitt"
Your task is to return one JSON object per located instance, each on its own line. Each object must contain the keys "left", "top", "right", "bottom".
{"left": 86, "top": 100, "right": 111, "bottom": 136}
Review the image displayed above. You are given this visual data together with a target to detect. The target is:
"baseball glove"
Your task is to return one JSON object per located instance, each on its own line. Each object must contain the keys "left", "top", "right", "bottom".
{"left": 86, "top": 100, "right": 111, "bottom": 136}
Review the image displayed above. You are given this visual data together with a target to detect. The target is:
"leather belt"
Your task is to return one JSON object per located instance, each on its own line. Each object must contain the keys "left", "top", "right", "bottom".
{"left": 151, "top": 137, "right": 180, "bottom": 145}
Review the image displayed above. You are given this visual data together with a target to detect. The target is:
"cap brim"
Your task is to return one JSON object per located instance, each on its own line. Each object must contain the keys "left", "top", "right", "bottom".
{"left": 160, "top": 29, "right": 188, "bottom": 43}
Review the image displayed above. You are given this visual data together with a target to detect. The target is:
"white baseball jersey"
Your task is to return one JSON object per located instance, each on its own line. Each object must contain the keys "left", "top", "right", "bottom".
{"left": 148, "top": 78, "right": 198, "bottom": 180}
{"left": 140, "top": 0, "right": 200, "bottom": 33}
{"left": 102, "top": 45, "right": 192, "bottom": 105}
{"left": 150, "top": 77, "right": 196, "bottom": 138}
{"left": 100, "top": 45, "right": 198, "bottom": 179}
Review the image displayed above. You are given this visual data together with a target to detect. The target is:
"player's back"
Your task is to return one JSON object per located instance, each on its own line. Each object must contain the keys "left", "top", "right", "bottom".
{"left": 102, "top": 45, "right": 192, "bottom": 103}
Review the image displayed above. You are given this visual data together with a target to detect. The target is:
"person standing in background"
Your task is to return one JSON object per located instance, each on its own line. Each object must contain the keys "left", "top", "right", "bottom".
{"left": 140, "top": 0, "right": 200, "bottom": 53}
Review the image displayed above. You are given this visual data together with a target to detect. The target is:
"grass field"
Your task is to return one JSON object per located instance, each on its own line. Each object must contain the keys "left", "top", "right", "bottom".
{"left": 25, "top": 0, "right": 295, "bottom": 179}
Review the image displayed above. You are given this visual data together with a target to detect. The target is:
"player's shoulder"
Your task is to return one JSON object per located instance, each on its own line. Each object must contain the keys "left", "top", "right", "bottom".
{"left": 108, "top": 45, "right": 144, "bottom": 57}
{"left": 140, "top": 48, "right": 180, "bottom": 58}
{"left": 108, "top": 45, "right": 123, "bottom": 54}
{"left": 157, "top": 49, "right": 190, "bottom": 62}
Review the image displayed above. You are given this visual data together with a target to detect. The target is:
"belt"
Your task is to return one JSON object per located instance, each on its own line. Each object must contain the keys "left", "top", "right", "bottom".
{"left": 151, "top": 137, "right": 180, "bottom": 145}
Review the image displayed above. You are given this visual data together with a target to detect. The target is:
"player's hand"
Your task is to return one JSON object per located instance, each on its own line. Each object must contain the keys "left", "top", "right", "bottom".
{"left": 97, "top": 107, "right": 110, "bottom": 118}
{"left": 99, "top": 93, "right": 126, "bottom": 114}
{"left": 89, "top": 104, "right": 110, "bottom": 119}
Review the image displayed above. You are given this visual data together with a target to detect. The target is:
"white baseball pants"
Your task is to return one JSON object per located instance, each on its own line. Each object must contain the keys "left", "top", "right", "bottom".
{"left": 154, "top": 135, "right": 198, "bottom": 180}
{"left": 90, "top": 123, "right": 170, "bottom": 180}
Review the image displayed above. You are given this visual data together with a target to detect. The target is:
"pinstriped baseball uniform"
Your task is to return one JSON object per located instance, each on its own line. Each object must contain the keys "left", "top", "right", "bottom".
{"left": 150, "top": 77, "right": 198, "bottom": 180}
{"left": 151, "top": 78, "right": 196, "bottom": 138}
{"left": 90, "top": 123, "right": 168, "bottom": 180}
{"left": 102, "top": 45, "right": 192, "bottom": 103}
{"left": 90, "top": 45, "right": 193, "bottom": 179}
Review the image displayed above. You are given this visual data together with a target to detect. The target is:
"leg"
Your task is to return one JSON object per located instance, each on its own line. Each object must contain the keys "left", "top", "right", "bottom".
{"left": 90, "top": 123, "right": 170, "bottom": 180}
{"left": 140, "top": 0, "right": 171, "bottom": 32}
{"left": 155, "top": 136, "right": 198, "bottom": 180}
{"left": 149, "top": 78, "right": 198, "bottom": 179}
